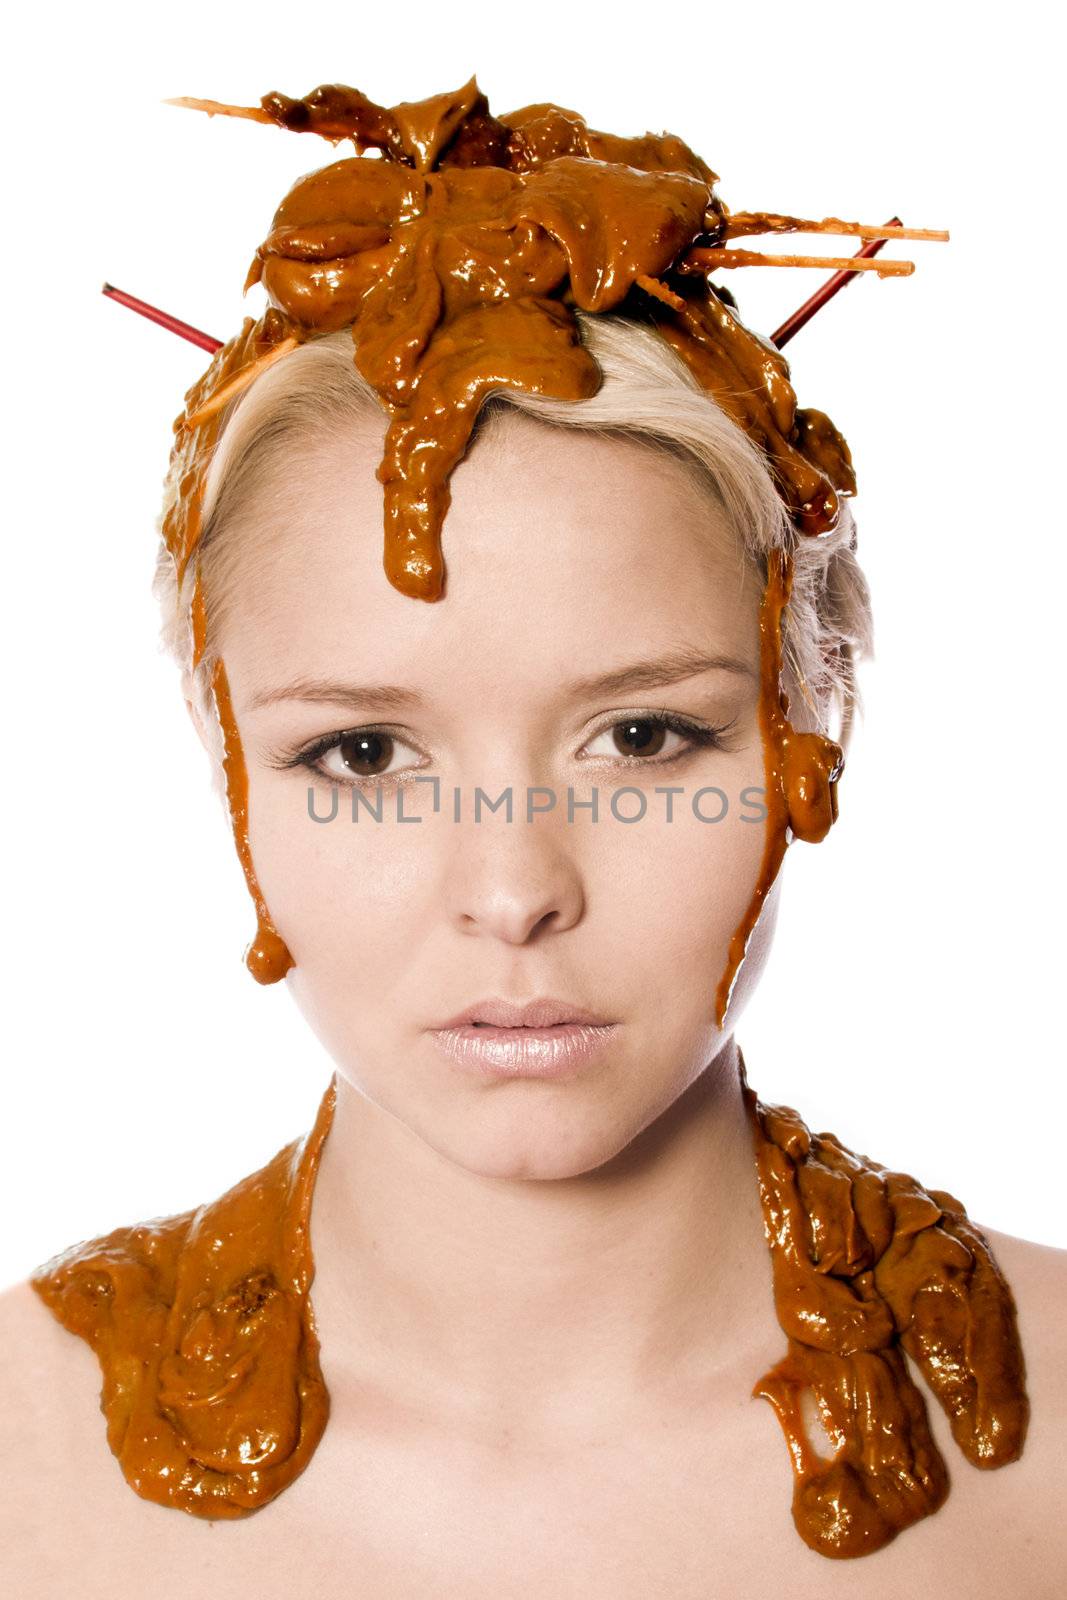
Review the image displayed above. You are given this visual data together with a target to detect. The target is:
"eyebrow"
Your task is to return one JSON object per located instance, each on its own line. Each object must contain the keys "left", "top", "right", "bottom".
{"left": 244, "top": 647, "right": 756, "bottom": 715}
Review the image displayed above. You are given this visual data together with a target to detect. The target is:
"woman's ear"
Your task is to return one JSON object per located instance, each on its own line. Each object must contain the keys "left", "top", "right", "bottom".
{"left": 181, "top": 668, "right": 215, "bottom": 759}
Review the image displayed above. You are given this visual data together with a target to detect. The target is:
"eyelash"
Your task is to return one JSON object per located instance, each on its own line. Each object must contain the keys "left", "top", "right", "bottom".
{"left": 270, "top": 709, "right": 738, "bottom": 790}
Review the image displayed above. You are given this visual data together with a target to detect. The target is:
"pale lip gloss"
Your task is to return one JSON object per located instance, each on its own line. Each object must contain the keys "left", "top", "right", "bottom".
{"left": 430, "top": 1021, "right": 620, "bottom": 1080}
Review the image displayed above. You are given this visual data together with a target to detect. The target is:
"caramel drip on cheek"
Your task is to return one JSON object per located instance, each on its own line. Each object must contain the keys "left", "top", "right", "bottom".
{"left": 30, "top": 1079, "right": 338, "bottom": 1517}
{"left": 740, "top": 1056, "right": 1029, "bottom": 1559}
{"left": 210, "top": 651, "right": 294, "bottom": 984}
{"left": 191, "top": 556, "right": 292, "bottom": 983}
{"left": 714, "top": 549, "right": 843, "bottom": 1027}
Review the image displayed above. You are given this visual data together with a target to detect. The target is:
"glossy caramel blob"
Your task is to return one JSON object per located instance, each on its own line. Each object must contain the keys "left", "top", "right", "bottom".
{"left": 741, "top": 1054, "right": 1028, "bottom": 1559}
{"left": 30, "top": 1078, "right": 337, "bottom": 1517}
{"left": 163, "top": 76, "right": 855, "bottom": 609}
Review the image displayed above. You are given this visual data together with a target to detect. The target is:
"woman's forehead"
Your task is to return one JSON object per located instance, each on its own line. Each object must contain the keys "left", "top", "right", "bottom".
{"left": 218, "top": 414, "right": 761, "bottom": 698}
{"left": 250, "top": 413, "right": 751, "bottom": 593}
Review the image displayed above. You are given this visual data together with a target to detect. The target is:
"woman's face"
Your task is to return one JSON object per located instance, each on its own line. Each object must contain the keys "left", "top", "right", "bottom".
{"left": 196, "top": 409, "right": 777, "bottom": 1180}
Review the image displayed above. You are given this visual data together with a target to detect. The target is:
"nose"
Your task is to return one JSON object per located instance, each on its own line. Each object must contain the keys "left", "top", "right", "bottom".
{"left": 444, "top": 802, "right": 585, "bottom": 945}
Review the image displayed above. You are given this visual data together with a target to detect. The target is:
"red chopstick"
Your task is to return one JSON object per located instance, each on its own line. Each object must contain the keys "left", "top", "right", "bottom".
{"left": 770, "top": 219, "right": 902, "bottom": 349}
{"left": 101, "top": 282, "right": 222, "bottom": 353}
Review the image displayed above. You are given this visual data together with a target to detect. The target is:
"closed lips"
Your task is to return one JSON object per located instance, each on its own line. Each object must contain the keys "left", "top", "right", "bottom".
{"left": 433, "top": 997, "right": 613, "bottom": 1029}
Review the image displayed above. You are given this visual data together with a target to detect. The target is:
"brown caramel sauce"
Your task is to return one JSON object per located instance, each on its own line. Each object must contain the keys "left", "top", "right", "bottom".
{"left": 31, "top": 1079, "right": 336, "bottom": 1517}
{"left": 27, "top": 77, "right": 1028, "bottom": 1558}
{"left": 740, "top": 1053, "right": 1027, "bottom": 1557}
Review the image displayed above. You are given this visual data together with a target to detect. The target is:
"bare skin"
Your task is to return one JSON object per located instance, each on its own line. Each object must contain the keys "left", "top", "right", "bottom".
{"left": 2, "top": 411, "right": 1064, "bottom": 1594}
{"left": 2, "top": 1223, "right": 1064, "bottom": 1598}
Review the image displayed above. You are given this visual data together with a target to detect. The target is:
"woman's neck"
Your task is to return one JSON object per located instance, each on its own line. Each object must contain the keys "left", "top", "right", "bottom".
{"left": 306, "top": 1034, "right": 778, "bottom": 1445}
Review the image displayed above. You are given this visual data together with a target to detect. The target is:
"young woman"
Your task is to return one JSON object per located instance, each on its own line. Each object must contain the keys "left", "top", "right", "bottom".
{"left": 2, "top": 79, "right": 1064, "bottom": 1600}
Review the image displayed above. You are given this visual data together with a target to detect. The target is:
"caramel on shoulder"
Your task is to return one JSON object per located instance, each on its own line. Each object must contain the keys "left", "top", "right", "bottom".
{"left": 741, "top": 1054, "right": 1028, "bottom": 1558}
{"left": 31, "top": 1080, "right": 336, "bottom": 1517}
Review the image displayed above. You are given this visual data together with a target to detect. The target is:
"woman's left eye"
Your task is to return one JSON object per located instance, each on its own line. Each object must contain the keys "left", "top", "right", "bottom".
{"left": 582, "top": 713, "right": 732, "bottom": 764}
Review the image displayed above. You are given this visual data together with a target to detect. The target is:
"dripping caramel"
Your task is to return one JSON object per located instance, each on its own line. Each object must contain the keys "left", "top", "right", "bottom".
{"left": 740, "top": 1056, "right": 1027, "bottom": 1558}
{"left": 31, "top": 1080, "right": 337, "bottom": 1516}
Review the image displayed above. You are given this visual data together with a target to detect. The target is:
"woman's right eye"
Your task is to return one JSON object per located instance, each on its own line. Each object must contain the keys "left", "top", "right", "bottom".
{"left": 302, "top": 728, "right": 425, "bottom": 785}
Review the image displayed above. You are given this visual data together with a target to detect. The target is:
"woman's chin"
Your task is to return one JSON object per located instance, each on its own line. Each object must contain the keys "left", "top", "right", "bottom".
{"left": 419, "top": 1128, "right": 640, "bottom": 1184}
{"left": 397, "top": 1080, "right": 651, "bottom": 1183}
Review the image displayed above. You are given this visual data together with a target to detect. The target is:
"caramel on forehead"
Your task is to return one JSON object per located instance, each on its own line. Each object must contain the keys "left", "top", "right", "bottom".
{"left": 162, "top": 75, "right": 855, "bottom": 602}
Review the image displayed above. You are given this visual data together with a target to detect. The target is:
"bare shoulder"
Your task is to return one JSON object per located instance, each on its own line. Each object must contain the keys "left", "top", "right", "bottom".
{"left": 0, "top": 1274, "right": 107, "bottom": 1454}
{"left": 0, "top": 1277, "right": 124, "bottom": 1595}
{"left": 977, "top": 1222, "right": 1067, "bottom": 1408}
{"left": 956, "top": 1223, "right": 1067, "bottom": 1558}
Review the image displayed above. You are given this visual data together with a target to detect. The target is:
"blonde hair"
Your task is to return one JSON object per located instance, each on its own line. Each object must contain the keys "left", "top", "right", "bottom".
{"left": 155, "top": 312, "right": 872, "bottom": 784}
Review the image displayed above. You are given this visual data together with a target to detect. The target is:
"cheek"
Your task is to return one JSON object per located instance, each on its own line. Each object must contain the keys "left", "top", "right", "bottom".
{"left": 245, "top": 775, "right": 430, "bottom": 997}
{"left": 586, "top": 778, "right": 768, "bottom": 1016}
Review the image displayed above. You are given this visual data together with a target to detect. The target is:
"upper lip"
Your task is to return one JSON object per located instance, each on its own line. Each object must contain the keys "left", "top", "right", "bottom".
{"left": 432, "top": 996, "right": 613, "bottom": 1029}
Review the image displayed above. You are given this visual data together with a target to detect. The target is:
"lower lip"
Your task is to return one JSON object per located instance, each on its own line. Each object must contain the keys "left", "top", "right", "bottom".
{"left": 429, "top": 1022, "right": 619, "bottom": 1079}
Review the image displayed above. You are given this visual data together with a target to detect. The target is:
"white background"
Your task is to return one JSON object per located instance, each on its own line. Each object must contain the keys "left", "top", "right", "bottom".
{"left": 3, "top": 0, "right": 1063, "bottom": 1285}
